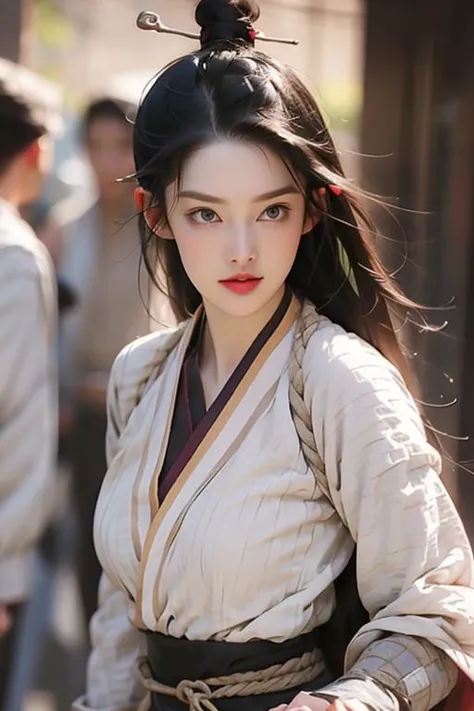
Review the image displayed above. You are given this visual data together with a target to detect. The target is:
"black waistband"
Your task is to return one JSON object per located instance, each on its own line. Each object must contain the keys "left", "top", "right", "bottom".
{"left": 146, "top": 628, "right": 321, "bottom": 687}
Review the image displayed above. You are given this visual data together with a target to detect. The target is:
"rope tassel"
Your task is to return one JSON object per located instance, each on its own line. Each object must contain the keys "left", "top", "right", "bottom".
{"left": 136, "top": 648, "right": 324, "bottom": 711}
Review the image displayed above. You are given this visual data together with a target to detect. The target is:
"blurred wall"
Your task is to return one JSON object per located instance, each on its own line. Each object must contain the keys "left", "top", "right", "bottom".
{"left": 360, "top": 0, "right": 474, "bottom": 532}
{"left": 0, "top": 0, "right": 34, "bottom": 62}
{"left": 27, "top": 0, "right": 365, "bottom": 176}
{"left": 33, "top": 0, "right": 363, "bottom": 92}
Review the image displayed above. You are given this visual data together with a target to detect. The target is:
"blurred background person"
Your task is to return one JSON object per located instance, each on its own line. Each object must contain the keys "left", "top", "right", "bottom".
{"left": 0, "top": 59, "right": 59, "bottom": 708}
{"left": 56, "top": 97, "right": 162, "bottom": 631}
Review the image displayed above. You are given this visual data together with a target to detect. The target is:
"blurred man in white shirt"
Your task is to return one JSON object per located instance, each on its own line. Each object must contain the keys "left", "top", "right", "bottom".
{"left": 0, "top": 59, "right": 58, "bottom": 704}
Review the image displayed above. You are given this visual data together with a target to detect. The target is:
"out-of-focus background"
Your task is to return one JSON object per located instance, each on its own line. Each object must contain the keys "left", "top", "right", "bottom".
{"left": 2, "top": 0, "right": 474, "bottom": 709}
{"left": 2, "top": 0, "right": 365, "bottom": 202}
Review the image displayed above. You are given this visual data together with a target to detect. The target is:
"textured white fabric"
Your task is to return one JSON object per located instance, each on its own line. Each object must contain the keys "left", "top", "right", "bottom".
{"left": 78, "top": 303, "right": 474, "bottom": 710}
{"left": 346, "top": 634, "right": 458, "bottom": 710}
{"left": 0, "top": 199, "right": 57, "bottom": 603}
{"left": 72, "top": 574, "right": 146, "bottom": 711}
{"left": 301, "top": 321, "right": 474, "bottom": 678}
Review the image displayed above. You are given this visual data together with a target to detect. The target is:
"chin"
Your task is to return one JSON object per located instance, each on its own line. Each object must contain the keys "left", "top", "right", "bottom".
{"left": 208, "top": 287, "right": 281, "bottom": 320}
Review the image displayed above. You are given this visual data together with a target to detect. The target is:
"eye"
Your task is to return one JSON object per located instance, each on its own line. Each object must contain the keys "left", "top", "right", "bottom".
{"left": 260, "top": 204, "right": 290, "bottom": 221}
{"left": 188, "top": 208, "right": 220, "bottom": 224}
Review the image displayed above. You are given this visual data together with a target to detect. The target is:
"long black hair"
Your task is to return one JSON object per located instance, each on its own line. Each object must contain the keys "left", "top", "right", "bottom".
{"left": 133, "top": 0, "right": 420, "bottom": 394}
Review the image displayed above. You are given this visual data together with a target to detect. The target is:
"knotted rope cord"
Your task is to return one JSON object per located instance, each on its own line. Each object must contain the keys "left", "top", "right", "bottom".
{"left": 136, "top": 648, "right": 324, "bottom": 711}
{"left": 288, "top": 303, "right": 329, "bottom": 496}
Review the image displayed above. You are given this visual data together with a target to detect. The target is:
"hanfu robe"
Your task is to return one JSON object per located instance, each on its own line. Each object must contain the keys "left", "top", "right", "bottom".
{"left": 74, "top": 292, "right": 474, "bottom": 711}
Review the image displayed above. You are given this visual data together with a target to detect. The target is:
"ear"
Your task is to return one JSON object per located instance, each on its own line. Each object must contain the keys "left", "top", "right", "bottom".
{"left": 302, "top": 187, "right": 327, "bottom": 235}
{"left": 24, "top": 140, "right": 41, "bottom": 168}
{"left": 134, "top": 187, "right": 173, "bottom": 239}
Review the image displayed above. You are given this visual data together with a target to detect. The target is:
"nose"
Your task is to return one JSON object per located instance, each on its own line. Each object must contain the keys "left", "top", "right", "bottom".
{"left": 226, "top": 223, "right": 257, "bottom": 266}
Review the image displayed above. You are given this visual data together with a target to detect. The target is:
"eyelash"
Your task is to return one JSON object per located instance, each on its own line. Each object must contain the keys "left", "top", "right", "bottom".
{"left": 187, "top": 203, "right": 291, "bottom": 224}
{"left": 261, "top": 204, "right": 291, "bottom": 221}
{"left": 187, "top": 208, "right": 219, "bottom": 225}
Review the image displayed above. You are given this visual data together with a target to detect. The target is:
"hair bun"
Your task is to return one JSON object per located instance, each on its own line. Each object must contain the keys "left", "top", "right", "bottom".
{"left": 195, "top": 0, "right": 260, "bottom": 49}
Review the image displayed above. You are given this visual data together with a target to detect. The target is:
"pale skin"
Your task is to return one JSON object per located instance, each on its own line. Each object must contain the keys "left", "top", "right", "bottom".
{"left": 135, "top": 139, "right": 370, "bottom": 711}
{"left": 86, "top": 115, "right": 136, "bottom": 205}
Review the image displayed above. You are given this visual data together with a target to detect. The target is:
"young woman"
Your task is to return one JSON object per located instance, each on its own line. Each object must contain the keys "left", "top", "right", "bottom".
{"left": 73, "top": 1, "right": 474, "bottom": 710}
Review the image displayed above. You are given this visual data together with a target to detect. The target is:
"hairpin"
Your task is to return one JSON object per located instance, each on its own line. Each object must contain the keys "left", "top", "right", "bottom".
{"left": 136, "top": 11, "right": 299, "bottom": 46}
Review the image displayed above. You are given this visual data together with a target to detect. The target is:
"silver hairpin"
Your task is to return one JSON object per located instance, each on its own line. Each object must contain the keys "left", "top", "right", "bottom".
{"left": 136, "top": 11, "right": 299, "bottom": 46}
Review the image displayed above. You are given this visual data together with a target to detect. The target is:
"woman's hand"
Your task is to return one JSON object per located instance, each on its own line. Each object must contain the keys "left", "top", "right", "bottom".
{"left": 269, "top": 691, "right": 371, "bottom": 711}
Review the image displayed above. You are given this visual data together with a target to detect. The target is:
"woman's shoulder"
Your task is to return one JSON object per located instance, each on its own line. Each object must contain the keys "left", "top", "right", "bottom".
{"left": 109, "top": 322, "right": 187, "bottom": 405}
{"left": 299, "top": 303, "right": 434, "bottom": 466}
{"left": 300, "top": 302, "right": 407, "bottom": 400}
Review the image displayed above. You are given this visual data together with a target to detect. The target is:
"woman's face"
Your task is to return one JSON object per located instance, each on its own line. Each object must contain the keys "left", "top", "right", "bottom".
{"left": 86, "top": 116, "right": 134, "bottom": 202}
{"left": 162, "top": 140, "right": 317, "bottom": 319}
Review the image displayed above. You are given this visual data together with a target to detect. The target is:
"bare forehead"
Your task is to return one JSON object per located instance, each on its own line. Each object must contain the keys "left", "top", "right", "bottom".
{"left": 179, "top": 140, "right": 298, "bottom": 199}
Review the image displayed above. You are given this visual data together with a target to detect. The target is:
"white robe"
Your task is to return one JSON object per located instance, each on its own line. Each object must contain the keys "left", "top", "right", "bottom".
{"left": 75, "top": 296, "right": 474, "bottom": 711}
{"left": 0, "top": 199, "right": 57, "bottom": 604}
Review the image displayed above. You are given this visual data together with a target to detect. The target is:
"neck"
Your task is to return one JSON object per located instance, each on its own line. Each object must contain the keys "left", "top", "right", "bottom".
{"left": 200, "top": 285, "right": 286, "bottom": 387}
{"left": 0, "top": 167, "right": 22, "bottom": 209}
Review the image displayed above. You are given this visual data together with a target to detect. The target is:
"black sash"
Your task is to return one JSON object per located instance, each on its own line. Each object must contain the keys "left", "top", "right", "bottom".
{"left": 146, "top": 629, "right": 333, "bottom": 711}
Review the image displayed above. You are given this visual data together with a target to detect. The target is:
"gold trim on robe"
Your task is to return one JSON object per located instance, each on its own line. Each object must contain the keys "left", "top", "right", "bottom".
{"left": 135, "top": 292, "right": 301, "bottom": 627}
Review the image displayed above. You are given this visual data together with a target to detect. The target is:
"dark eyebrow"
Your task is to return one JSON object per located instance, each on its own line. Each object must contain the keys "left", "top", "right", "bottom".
{"left": 177, "top": 186, "right": 301, "bottom": 204}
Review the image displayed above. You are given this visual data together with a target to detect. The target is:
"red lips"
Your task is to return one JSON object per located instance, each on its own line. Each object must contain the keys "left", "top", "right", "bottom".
{"left": 219, "top": 274, "right": 263, "bottom": 295}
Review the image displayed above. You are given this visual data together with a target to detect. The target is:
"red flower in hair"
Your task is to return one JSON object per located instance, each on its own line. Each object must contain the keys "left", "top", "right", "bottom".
{"left": 329, "top": 185, "right": 342, "bottom": 196}
{"left": 248, "top": 28, "right": 257, "bottom": 41}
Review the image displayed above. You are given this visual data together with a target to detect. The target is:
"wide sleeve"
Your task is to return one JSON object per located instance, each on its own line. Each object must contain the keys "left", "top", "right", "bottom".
{"left": 73, "top": 347, "right": 146, "bottom": 711}
{"left": 303, "top": 324, "right": 474, "bottom": 696}
{"left": 73, "top": 574, "right": 146, "bottom": 711}
{"left": 0, "top": 245, "right": 57, "bottom": 603}
{"left": 105, "top": 345, "right": 129, "bottom": 465}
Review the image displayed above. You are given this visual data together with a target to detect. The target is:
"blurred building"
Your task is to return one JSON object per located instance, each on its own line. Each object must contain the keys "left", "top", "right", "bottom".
{"left": 360, "top": 0, "right": 474, "bottom": 532}
{"left": 30, "top": 0, "right": 363, "bottom": 99}
{"left": 26, "top": 0, "right": 364, "bottom": 177}
{"left": 0, "top": 0, "right": 33, "bottom": 62}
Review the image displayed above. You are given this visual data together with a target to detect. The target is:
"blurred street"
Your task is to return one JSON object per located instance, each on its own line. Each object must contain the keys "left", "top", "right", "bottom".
{"left": 23, "top": 557, "right": 86, "bottom": 711}
{"left": 5, "top": 473, "right": 88, "bottom": 711}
